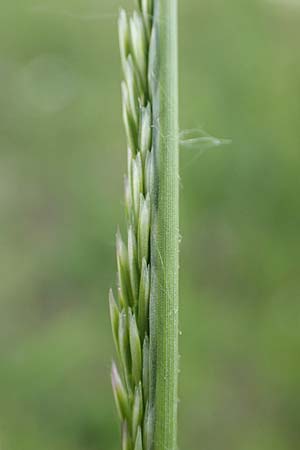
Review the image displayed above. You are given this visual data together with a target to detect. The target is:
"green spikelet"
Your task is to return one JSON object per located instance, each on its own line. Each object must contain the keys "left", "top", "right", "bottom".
{"left": 110, "top": 1, "right": 155, "bottom": 448}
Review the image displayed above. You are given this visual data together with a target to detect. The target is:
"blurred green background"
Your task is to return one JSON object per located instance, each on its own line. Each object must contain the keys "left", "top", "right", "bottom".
{"left": 1, "top": 0, "right": 300, "bottom": 449}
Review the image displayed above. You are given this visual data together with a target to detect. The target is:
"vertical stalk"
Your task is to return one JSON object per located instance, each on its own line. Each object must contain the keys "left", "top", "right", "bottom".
{"left": 151, "top": 0, "right": 179, "bottom": 449}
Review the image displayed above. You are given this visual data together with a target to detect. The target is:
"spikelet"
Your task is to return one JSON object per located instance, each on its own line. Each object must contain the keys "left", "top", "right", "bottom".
{"left": 110, "top": 1, "right": 155, "bottom": 449}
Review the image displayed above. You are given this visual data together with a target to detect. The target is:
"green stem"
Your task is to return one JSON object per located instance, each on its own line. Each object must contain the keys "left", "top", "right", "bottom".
{"left": 151, "top": 1, "right": 179, "bottom": 449}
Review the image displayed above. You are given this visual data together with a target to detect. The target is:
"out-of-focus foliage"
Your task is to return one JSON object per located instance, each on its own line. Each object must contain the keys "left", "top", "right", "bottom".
{"left": 0, "top": 1, "right": 299, "bottom": 449}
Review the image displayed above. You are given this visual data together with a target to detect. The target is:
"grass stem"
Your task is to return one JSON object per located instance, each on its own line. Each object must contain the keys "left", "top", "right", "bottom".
{"left": 151, "top": 1, "right": 179, "bottom": 448}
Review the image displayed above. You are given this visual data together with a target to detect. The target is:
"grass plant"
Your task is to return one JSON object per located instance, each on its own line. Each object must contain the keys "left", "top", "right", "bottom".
{"left": 109, "top": 1, "right": 179, "bottom": 449}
